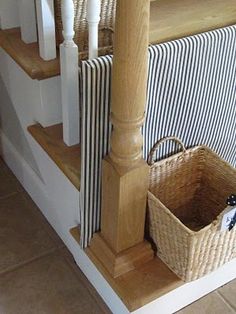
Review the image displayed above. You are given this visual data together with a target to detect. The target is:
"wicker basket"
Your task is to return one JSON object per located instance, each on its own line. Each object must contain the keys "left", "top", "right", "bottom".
{"left": 54, "top": 0, "right": 116, "bottom": 56}
{"left": 147, "top": 136, "right": 236, "bottom": 282}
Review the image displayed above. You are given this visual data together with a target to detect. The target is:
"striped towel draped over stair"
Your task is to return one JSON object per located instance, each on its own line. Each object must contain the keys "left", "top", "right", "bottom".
{"left": 80, "top": 25, "right": 236, "bottom": 248}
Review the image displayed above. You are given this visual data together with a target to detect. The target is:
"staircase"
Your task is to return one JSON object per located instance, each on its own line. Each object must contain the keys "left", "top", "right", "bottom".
{"left": 2, "top": 0, "right": 236, "bottom": 73}
{"left": 1, "top": 0, "right": 235, "bottom": 155}
{"left": 1, "top": 1, "right": 236, "bottom": 314}
{"left": 28, "top": 123, "right": 81, "bottom": 190}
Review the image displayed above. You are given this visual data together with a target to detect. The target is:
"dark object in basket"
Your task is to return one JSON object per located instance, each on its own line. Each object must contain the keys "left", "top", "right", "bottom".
{"left": 226, "top": 194, "right": 236, "bottom": 231}
{"left": 228, "top": 212, "right": 236, "bottom": 231}
{"left": 226, "top": 194, "right": 236, "bottom": 206}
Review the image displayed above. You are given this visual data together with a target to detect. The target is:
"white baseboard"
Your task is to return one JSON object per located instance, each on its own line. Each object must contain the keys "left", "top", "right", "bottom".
{"left": 1, "top": 130, "right": 236, "bottom": 314}
{"left": 0, "top": 130, "right": 46, "bottom": 203}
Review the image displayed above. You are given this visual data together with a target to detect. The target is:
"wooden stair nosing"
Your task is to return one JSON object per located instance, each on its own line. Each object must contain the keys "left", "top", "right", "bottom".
{"left": 0, "top": 28, "right": 60, "bottom": 80}
{"left": 70, "top": 227, "right": 182, "bottom": 312}
{"left": 2, "top": 1, "right": 235, "bottom": 80}
{"left": 28, "top": 123, "right": 81, "bottom": 190}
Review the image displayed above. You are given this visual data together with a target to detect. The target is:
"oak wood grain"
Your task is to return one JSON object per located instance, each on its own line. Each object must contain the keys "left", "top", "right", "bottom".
{"left": 70, "top": 227, "right": 182, "bottom": 312}
{"left": 87, "top": 246, "right": 182, "bottom": 311}
{"left": 89, "top": 232, "right": 154, "bottom": 278}
{"left": 1, "top": 1, "right": 235, "bottom": 80}
{"left": 0, "top": 28, "right": 60, "bottom": 80}
{"left": 28, "top": 123, "right": 81, "bottom": 190}
{"left": 0, "top": 28, "right": 111, "bottom": 79}
{"left": 101, "top": 158, "right": 150, "bottom": 253}
{"left": 88, "top": 0, "right": 154, "bottom": 281}
{"left": 70, "top": 226, "right": 81, "bottom": 243}
{"left": 99, "top": 0, "right": 150, "bottom": 256}
{"left": 110, "top": 0, "right": 150, "bottom": 167}
{"left": 150, "top": 0, "right": 236, "bottom": 45}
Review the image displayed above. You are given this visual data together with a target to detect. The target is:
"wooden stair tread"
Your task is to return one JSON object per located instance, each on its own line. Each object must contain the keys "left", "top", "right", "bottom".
{"left": 28, "top": 124, "right": 81, "bottom": 190}
{"left": 150, "top": 0, "right": 236, "bottom": 45}
{"left": 0, "top": 28, "right": 60, "bottom": 80}
{"left": 1, "top": 1, "right": 235, "bottom": 80}
{"left": 70, "top": 227, "right": 183, "bottom": 312}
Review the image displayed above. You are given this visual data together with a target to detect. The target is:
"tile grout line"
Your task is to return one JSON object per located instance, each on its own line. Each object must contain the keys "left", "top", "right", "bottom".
{"left": 62, "top": 252, "right": 112, "bottom": 314}
{"left": 0, "top": 191, "right": 19, "bottom": 200}
{"left": 0, "top": 163, "right": 109, "bottom": 313}
{"left": 1, "top": 186, "right": 65, "bottom": 250}
{"left": 0, "top": 169, "right": 60, "bottom": 277}
{"left": 0, "top": 247, "right": 61, "bottom": 277}
{"left": 216, "top": 291, "right": 236, "bottom": 312}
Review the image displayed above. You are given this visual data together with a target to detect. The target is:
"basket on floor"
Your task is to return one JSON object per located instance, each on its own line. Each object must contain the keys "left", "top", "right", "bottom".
{"left": 147, "top": 136, "right": 236, "bottom": 282}
{"left": 54, "top": 0, "right": 116, "bottom": 56}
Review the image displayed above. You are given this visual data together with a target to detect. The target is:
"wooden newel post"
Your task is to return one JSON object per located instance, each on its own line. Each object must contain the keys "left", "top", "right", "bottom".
{"left": 89, "top": 0, "right": 153, "bottom": 277}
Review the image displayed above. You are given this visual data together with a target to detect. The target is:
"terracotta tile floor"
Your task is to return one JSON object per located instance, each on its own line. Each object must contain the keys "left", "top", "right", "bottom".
{"left": 0, "top": 157, "right": 236, "bottom": 314}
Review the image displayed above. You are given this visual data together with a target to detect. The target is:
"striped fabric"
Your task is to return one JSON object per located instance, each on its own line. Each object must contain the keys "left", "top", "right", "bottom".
{"left": 144, "top": 26, "right": 236, "bottom": 164}
{"left": 80, "top": 56, "right": 113, "bottom": 247}
{"left": 80, "top": 25, "right": 236, "bottom": 247}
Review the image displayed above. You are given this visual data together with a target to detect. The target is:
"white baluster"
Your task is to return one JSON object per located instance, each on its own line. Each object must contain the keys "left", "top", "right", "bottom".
{"left": 86, "top": 0, "right": 101, "bottom": 59}
{"left": 35, "top": 0, "right": 56, "bottom": 60}
{"left": 60, "top": 0, "right": 80, "bottom": 146}
{"left": 18, "top": 0, "right": 37, "bottom": 43}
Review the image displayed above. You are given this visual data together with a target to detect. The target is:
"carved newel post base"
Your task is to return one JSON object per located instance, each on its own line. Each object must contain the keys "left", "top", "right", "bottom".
{"left": 89, "top": 235, "right": 153, "bottom": 278}
{"left": 89, "top": 158, "right": 153, "bottom": 277}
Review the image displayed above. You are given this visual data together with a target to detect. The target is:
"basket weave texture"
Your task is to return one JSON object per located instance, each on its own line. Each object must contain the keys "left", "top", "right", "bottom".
{"left": 148, "top": 137, "right": 236, "bottom": 282}
{"left": 54, "top": 0, "right": 116, "bottom": 56}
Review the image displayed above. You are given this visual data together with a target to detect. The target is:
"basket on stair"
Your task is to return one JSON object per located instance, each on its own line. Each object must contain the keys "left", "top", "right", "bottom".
{"left": 147, "top": 136, "right": 236, "bottom": 282}
{"left": 54, "top": 0, "right": 116, "bottom": 58}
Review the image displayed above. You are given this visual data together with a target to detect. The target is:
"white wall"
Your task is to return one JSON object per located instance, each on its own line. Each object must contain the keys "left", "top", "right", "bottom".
{"left": 0, "top": 45, "right": 80, "bottom": 253}
{"left": 38, "top": 76, "right": 62, "bottom": 127}
{"left": 0, "top": 0, "right": 20, "bottom": 29}
{"left": 0, "top": 49, "right": 41, "bottom": 176}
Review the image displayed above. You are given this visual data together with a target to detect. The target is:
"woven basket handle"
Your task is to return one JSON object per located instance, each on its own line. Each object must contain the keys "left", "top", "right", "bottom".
{"left": 147, "top": 136, "right": 186, "bottom": 166}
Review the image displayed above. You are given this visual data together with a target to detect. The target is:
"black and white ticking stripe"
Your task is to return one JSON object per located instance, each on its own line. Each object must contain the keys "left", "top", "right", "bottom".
{"left": 80, "top": 56, "right": 113, "bottom": 247}
{"left": 144, "top": 25, "right": 236, "bottom": 164}
{"left": 80, "top": 25, "right": 236, "bottom": 247}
